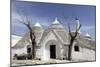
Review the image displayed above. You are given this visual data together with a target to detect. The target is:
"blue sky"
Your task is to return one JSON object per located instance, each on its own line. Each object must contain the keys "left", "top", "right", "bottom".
{"left": 11, "top": 0, "right": 96, "bottom": 39}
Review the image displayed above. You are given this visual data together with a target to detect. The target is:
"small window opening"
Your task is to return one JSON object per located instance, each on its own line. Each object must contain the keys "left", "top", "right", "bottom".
{"left": 74, "top": 45, "right": 79, "bottom": 51}
{"left": 27, "top": 47, "right": 31, "bottom": 53}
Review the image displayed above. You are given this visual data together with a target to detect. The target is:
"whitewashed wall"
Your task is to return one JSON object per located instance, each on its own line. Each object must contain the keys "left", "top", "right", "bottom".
{"left": 11, "top": 47, "right": 27, "bottom": 59}
{"left": 40, "top": 31, "right": 62, "bottom": 60}
{"left": 71, "top": 43, "right": 95, "bottom": 61}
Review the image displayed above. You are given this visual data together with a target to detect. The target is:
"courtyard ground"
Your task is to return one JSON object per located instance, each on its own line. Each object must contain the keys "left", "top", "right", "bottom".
{"left": 11, "top": 59, "right": 72, "bottom": 66}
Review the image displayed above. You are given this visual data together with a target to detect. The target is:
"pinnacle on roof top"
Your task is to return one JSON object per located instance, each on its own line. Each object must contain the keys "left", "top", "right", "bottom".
{"left": 34, "top": 22, "right": 42, "bottom": 27}
{"left": 85, "top": 33, "right": 90, "bottom": 37}
{"left": 52, "top": 17, "right": 60, "bottom": 24}
{"left": 75, "top": 16, "right": 79, "bottom": 20}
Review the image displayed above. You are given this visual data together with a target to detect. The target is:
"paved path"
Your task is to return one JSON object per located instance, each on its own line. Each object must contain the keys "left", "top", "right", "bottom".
{"left": 11, "top": 59, "right": 72, "bottom": 66}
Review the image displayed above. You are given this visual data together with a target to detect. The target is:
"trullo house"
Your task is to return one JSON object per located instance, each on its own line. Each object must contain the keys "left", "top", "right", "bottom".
{"left": 11, "top": 18, "right": 95, "bottom": 61}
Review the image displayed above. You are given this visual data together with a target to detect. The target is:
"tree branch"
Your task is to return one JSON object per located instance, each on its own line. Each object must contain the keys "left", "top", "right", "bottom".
{"left": 68, "top": 23, "right": 72, "bottom": 38}
{"left": 74, "top": 23, "right": 81, "bottom": 38}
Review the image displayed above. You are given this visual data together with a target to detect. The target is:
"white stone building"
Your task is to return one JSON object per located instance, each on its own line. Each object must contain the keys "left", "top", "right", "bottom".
{"left": 11, "top": 18, "right": 96, "bottom": 61}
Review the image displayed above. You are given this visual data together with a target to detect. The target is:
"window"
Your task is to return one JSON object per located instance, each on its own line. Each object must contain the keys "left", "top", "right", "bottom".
{"left": 27, "top": 47, "right": 31, "bottom": 53}
{"left": 74, "top": 45, "right": 79, "bottom": 51}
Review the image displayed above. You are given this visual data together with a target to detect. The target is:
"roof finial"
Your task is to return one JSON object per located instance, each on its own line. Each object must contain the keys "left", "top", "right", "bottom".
{"left": 85, "top": 33, "right": 90, "bottom": 37}
{"left": 75, "top": 16, "right": 81, "bottom": 33}
{"left": 75, "top": 16, "right": 78, "bottom": 20}
{"left": 52, "top": 17, "right": 60, "bottom": 24}
{"left": 34, "top": 21, "right": 42, "bottom": 27}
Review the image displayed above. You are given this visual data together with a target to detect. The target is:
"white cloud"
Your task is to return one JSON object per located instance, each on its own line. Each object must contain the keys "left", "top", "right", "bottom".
{"left": 81, "top": 25, "right": 95, "bottom": 31}
{"left": 80, "top": 25, "right": 95, "bottom": 38}
{"left": 12, "top": 12, "right": 22, "bottom": 22}
{"left": 81, "top": 26, "right": 95, "bottom": 32}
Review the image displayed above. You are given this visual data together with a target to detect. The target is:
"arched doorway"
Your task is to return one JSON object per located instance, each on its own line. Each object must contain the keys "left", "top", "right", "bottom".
{"left": 50, "top": 45, "right": 56, "bottom": 59}
{"left": 44, "top": 40, "right": 61, "bottom": 60}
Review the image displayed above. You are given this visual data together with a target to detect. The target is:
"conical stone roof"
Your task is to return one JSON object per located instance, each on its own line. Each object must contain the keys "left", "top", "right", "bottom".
{"left": 49, "top": 18, "right": 64, "bottom": 29}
